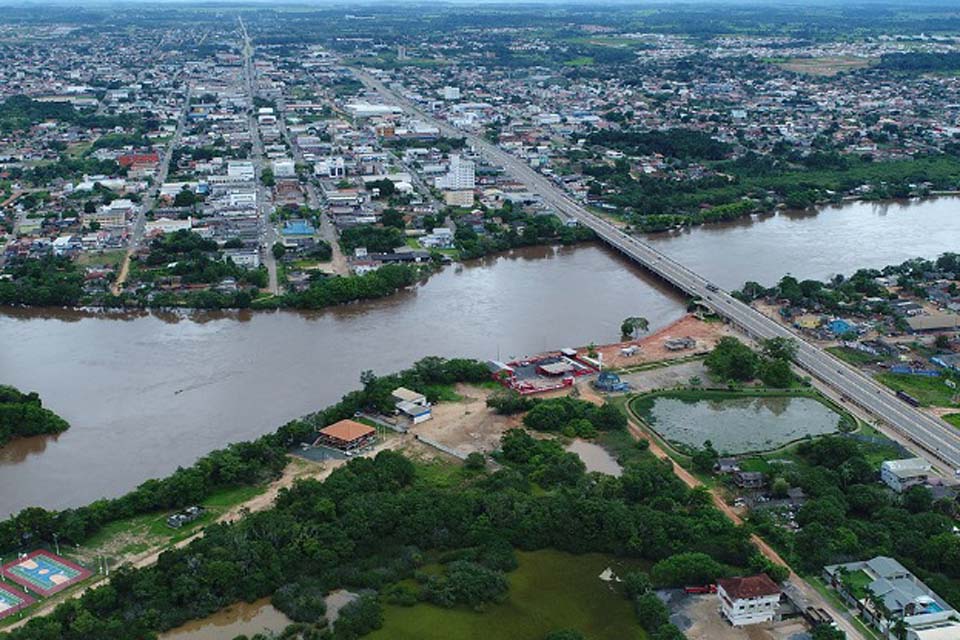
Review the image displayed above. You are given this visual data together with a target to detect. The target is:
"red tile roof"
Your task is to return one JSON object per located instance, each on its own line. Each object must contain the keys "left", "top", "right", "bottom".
{"left": 717, "top": 574, "right": 781, "bottom": 600}
{"left": 319, "top": 419, "right": 375, "bottom": 443}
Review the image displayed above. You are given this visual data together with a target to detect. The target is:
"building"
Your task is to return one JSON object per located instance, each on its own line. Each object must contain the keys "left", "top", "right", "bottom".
{"left": 435, "top": 154, "right": 475, "bottom": 191}
{"left": 227, "top": 160, "right": 256, "bottom": 181}
{"left": 824, "top": 557, "right": 960, "bottom": 640}
{"left": 146, "top": 217, "right": 192, "bottom": 235}
{"left": 392, "top": 387, "right": 432, "bottom": 424}
{"left": 444, "top": 190, "right": 474, "bottom": 207}
{"left": 273, "top": 159, "right": 296, "bottom": 178}
{"left": 717, "top": 574, "right": 782, "bottom": 626}
{"left": 880, "top": 458, "right": 932, "bottom": 493}
{"left": 733, "top": 471, "right": 766, "bottom": 489}
{"left": 314, "top": 419, "right": 376, "bottom": 452}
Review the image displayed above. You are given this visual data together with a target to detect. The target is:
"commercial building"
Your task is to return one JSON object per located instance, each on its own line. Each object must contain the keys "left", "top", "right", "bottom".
{"left": 717, "top": 574, "right": 782, "bottom": 626}
{"left": 880, "top": 458, "right": 932, "bottom": 493}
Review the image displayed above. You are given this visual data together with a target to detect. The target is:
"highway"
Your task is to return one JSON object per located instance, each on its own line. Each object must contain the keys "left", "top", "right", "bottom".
{"left": 352, "top": 67, "right": 960, "bottom": 477}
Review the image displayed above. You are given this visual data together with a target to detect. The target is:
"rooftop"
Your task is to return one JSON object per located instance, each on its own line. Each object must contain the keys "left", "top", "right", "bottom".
{"left": 717, "top": 574, "right": 781, "bottom": 600}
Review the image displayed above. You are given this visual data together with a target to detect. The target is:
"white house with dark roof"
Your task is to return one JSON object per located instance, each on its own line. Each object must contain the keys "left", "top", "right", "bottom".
{"left": 716, "top": 574, "right": 782, "bottom": 626}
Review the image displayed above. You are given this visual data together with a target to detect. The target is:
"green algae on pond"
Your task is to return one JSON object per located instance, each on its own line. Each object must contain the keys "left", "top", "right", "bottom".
{"left": 634, "top": 392, "right": 843, "bottom": 455}
{"left": 368, "top": 549, "right": 647, "bottom": 640}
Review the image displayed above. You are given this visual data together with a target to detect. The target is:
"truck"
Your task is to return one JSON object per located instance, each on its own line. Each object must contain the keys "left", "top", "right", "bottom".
{"left": 684, "top": 584, "right": 717, "bottom": 594}
{"left": 896, "top": 390, "right": 921, "bottom": 407}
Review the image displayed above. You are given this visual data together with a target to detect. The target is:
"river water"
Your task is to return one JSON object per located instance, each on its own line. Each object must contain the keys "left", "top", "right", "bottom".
{"left": 1, "top": 197, "right": 958, "bottom": 516}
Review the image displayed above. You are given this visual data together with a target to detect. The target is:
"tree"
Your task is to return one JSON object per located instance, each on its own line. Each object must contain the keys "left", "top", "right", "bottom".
{"left": 759, "top": 358, "right": 793, "bottom": 388}
{"left": 173, "top": 187, "right": 198, "bottom": 208}
{"left": 464, "top": 452, "right": 486, "bottom": 471}
{"left": 761, "top": 337, "right": 797, "bottom": 362}
{"left": 811, "top": 625, "right": 845, "bottom": 640}
{"left": 620, "top": 316, "right": 649, "bottom": 339}
{"left": 381, "top": 208, "right": 404, "bottom": 229}
{"left": 544, "top": 631, "right": 584, "bottom": 640}
{"left": 692, "top": 440, "right": 719, "bottom": 474}
{"left": 650, "top": 552, "right": 725, "bottom": 587}
{"left": 935, "top": 334, "right": 951, "bottom": 350}
{"left": 272, "top": 242, "right": 286, "bottom": 260}
{"left": 705, "top": 337, "right": 758, "bottom": 382}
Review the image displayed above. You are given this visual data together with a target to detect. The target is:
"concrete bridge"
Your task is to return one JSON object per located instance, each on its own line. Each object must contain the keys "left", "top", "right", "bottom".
{"left": 352, "top": 68, "right": 960, "bottom": 475}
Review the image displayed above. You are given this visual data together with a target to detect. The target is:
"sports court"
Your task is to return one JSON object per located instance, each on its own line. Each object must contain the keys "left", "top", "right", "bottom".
{"left": 1, "top": 550, "right": 91, "bottom": 597}
{"left": 0, "top": 583, "right": 35, "bottom": 620}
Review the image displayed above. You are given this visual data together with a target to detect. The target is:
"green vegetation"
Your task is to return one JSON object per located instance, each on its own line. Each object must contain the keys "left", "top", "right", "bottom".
{"left": 747, "top": 435, "right": 960, "bottom": 608}
{"left": 270, "top": 264, "right": 421, "bottom": 310}
{"left": 825, "top": 346, "right": 884, "bottom": 366}
{"left": 704, "top": 336, "right": 797, "bottom": 387}
{"left": 0, "top": 386, "right": 69, "bottom": 446}
{"left": 876, "top": 372, "right": 960, "bottom": 408}
{"left": 942, "top": 414, "right": 960, "bottom": 429}
{"left": 369, "top": 550, "right": 647, "bottom": 640}
{"left": 3, "top": 362, "right": 754, "bottom": 640}
{"left": 587, "top": 128, "right": 731, "bottom": 161}
{"left": 0, "top": 255, "right": 85, "bottom": 307}
{"left": 592, "top": 154, "right": 960, "bottom": 232}
{"left": 0, "top": 357, "right": 492, "bottom": 558}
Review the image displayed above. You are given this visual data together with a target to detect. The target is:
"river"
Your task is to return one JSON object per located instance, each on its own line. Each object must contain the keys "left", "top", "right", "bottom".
{"left": 1, "top": 197, "right": 958, "bottom": 516}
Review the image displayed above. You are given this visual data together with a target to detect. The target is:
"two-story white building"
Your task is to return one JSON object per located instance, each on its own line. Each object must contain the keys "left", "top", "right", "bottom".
{"left": 880, "top": 458, "right": 931, "bottom": 493}
{"left": 717, "top": 574, "right": 782, "bottom": 626}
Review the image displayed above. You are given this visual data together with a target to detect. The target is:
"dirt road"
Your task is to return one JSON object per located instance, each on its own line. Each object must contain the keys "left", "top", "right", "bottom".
{"left": 3, "top": 440, "right": 405, "bottom": 631}
{"left": 605, "top": 391, "right": 865, "bottom": 640}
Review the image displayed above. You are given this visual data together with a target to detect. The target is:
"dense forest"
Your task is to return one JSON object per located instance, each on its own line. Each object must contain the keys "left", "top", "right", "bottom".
{"left": 0, "top": 386, "right": 69, "bottom": 447}
{"left": 586, "top": 128, "right": 732, "bottom": 162}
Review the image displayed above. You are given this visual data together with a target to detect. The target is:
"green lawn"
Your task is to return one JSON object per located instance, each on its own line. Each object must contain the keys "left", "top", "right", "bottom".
{"left": 875, "top": 373, "right": 960, "bottom": 407}
{"left": 78, "top": 483, "right": 269, "bottom": 562}
{"left": 843, "top": 570, "right": 872, "bottom": 600}
{"left": 368, "top": 550, "right": 647, "bottom": 640}
{"left": 826, "top": 346, "right": 884, "bottom": 366}
{"left": 943, "top": 413, "right": 960, "bottom": 429}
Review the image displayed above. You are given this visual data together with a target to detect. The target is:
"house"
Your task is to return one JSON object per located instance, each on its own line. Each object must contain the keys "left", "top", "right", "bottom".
{"left": 824, "top": 557, "right": 960, "bottom": 640}
{"left": 716, "top": 574, "right": 782, "bottom": 626}
{"left": 733, "top": 471, "right": 766, "bottom": 489}
{"left": 714, "top": 457, "right": 740, "bottom": 474}
{"left": 880, "top": 458, "right": 931, "bottom": 493}
{"left": 314, "top": 419, "right": 376, "bottom": 452}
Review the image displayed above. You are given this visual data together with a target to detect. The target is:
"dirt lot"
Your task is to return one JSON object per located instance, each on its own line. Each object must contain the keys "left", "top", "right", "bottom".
{"left": 594, "top": 314, "right": 735, "bottom": 370}
{"left": 667, "top": 592, "right": 812, "bottom": 640}
{"left": 409, "top": 383, "right": 521, "bottom": 457}
{"left": 618, "top": 358, "right": 709, "bottom": 393}
{"left": 776, "top": 56, "right": 871, "bottom": 76}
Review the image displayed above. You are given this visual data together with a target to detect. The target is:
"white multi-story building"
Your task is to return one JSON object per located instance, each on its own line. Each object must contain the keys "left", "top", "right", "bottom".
{"left": 435, "top": 154, "right": 475, "bottom": 191}
{"left": 273, "top": 159, "right": 296, "bottom": 178}
{"left": 880, "top": 458, "right": 931, "bottom": 493}
{"left": 227, "top": 160, "right": 256, "bottom": 181}
{"left": 717, "top": 575, "right": 782, "bottom": 627}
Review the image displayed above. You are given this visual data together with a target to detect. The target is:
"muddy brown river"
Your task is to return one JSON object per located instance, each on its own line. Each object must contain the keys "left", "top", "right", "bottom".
{"left": 1, "top": 197, "right": 959, "bottom": 516}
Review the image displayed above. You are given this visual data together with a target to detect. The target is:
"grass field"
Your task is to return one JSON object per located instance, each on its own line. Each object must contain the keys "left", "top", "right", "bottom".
{"left": 875, "top": 373, "right": 960, "bottom": 407}
{"left": 826, "top": 346, "right": 884, "bottom": 366}
{"left": 76, "top": 483, "right": 268, "bottom": 563}
{"left": 368, "top": 550, "right": 647, "bottom": 640}
{"left": 943, "top": 413, "right": 960, "bottom": 429}
{"left": 775, "top": 56, "right": 872, "bottom": 76}
{"left": 76, "top": 250, "right": 125, "bottom": 268}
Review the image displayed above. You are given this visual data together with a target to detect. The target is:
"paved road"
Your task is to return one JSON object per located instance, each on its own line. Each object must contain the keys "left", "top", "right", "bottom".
{"left": 275, "top": 94, "right": 349, "bottom": 276}
{"left": 112, "top": 86, "right": 191, "bottom": 294}
{"left": 239, "top": 17, "right": 280, "bottom": 295}
{"left": 352, "top": 67, "right": 960, "bottom": 478}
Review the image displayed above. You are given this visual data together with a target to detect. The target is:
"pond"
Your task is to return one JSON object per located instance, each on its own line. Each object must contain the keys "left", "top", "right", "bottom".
{"left": 635, "top": 393, "right": 843, "bottom": 455}
{"left": 566, "top": 439, "right": 623, "bottom": 476}
{"left": 159, "top": 598, "right": 291, "bottom": 640}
